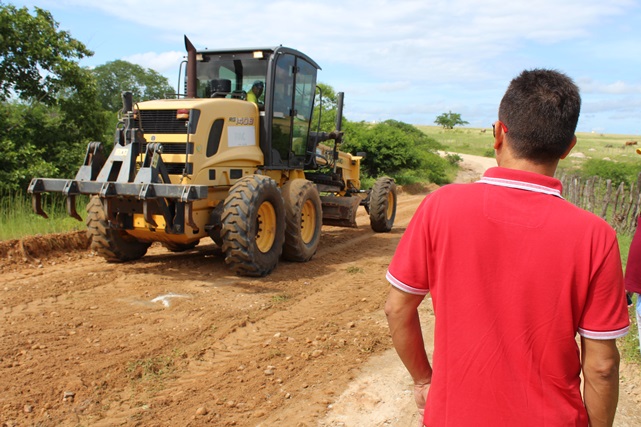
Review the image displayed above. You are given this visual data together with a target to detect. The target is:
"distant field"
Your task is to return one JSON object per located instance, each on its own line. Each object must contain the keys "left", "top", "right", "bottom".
{"left": 417, "top": 125, "right": 641, "bottom": 172}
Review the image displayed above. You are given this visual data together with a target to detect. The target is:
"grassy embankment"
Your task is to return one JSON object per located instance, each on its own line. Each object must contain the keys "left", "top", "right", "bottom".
{"left": 421, "top": 125, "right": 641, "bottom": 365}
{"left": 0, "top": 193, "right": 88, "bottom": 241}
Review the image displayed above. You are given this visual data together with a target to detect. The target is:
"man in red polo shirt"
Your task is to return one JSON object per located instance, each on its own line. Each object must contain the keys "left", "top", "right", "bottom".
{"left": 385, "top": 69, "right": 629, "bottom": 427}
{"left": 625, "top": 215, "right": 641, "bottom": 356}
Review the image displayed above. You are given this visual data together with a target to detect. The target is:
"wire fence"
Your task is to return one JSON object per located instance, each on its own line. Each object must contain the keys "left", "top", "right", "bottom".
{"left": 559, "top": 173, "right": 641, "bottom": 234}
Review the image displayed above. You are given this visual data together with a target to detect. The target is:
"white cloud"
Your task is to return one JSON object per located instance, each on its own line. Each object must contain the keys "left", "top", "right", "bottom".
{"left": 122, "top": 51, "right": 184, "bottom": 73}
{"left": 578, "top": 78, "right": 641, "bottom": 95}
{"left": 39, "top": 0, "right": 634, "bottom": 83}
{"left": 19, "top": 0, "right": 641, "bottom": 133}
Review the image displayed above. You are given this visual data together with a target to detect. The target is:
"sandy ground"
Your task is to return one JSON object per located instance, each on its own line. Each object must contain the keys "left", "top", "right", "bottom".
{"left": 1, "top": 154, "right": 639, "bottom": 427}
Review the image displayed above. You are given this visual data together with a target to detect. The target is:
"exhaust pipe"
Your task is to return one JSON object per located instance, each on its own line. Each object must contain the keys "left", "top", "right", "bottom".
{"left": 331, "top": 92, "right": 345, "bottom": 173}
{"left": 335, "top": 92, "right": 344, "bottom": 132}
{"left": 184, "top": 35, "right": 197, "bottom": 98}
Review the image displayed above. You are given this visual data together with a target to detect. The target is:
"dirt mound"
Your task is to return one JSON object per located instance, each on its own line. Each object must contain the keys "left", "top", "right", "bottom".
{"left": 399, "top": 182, "right": 439, "bottom": 195}
{"left": 0, "top": 230, "right": 89, "bottom": 267}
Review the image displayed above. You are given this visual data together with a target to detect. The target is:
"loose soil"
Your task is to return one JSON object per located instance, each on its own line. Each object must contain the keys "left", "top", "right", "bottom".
{"left": 1, "top": 155, "right": 640, "bottom": 426}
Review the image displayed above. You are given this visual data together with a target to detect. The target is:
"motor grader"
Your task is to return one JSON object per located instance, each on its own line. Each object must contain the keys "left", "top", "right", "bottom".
{"left": 28, "top": 36, "right": 397, "bottom": 277}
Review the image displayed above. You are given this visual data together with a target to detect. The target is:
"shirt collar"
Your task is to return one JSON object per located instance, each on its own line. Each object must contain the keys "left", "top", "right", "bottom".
{"left": 477, "top": 167, "right": 564, "bottom": 199}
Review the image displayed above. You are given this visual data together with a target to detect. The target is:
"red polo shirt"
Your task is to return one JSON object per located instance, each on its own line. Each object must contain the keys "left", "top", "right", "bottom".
{"left": 387, "top": 167, "right": 629, "bottom": 427}
{"left": 625, "top": 216, "right": 641, "bottom": 294}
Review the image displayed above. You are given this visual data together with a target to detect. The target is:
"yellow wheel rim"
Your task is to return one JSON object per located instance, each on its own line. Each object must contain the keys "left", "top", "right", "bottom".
{"left": 300, "top": 199, "right": 317, "bottom": 244}
{"left": 386, "top": 192, "right": 394, "bottom": 220}
{"left": 256, "top": 201, "right": 277, "bottom": 253}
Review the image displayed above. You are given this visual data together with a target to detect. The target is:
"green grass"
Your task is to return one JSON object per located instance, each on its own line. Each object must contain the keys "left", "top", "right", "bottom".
{"left": 418, "top": 125, "right": 641, "bottom": 173}
{"left": 619, "top": 295, "right": 641, "bottom": 365}
{"left": 126, "top": 350, "right": 185, "bottom": 383}
{"left": 271, "top": 293, "right": 291, "bottom": 303}
{"left": 618, "top": 234, "right": 641, "bottom": 364}
{"left": 346, "top": 266, "right": 364, "bottom": 274}
{"left": 0, "top": 192, "right": 88, "bottom": 241}
{"left": 417, "top": 125, "right": 497, "bottom": 157}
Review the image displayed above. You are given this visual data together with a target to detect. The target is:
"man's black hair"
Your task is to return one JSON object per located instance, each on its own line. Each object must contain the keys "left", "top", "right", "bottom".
{"left": 498, "top": 69, "right": 581, "bottom": 163}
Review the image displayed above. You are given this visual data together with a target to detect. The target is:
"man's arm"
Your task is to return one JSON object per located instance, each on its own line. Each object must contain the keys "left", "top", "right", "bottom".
{"left": 581, "top": 337, "right": 620, "bottom": 427}
{"left": 385, "top": 286, "right": 432, "bottom": 426}
{"left": 385, "top": 286, "right": 432, "bottom": 384}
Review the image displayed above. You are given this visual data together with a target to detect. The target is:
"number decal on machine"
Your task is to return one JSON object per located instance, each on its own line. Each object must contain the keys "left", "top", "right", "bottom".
{"left": 230, "top": 117, "right": 254, "bottom": 125}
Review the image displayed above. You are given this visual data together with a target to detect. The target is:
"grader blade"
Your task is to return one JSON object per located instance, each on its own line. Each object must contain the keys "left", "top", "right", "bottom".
{"left": 320, "top": 195, "right": 361, "bottom": 228}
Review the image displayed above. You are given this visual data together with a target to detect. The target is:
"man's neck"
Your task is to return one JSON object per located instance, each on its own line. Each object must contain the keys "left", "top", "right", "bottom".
{"left": 496, "top": 156, "right": 559, "bottom": 177}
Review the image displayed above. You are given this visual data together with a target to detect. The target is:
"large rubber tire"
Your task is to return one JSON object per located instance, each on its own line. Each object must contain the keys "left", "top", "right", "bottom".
{"left": 162, "top": 240, "right": 199, "bottom": 252}
{"left": 221, "top": 175, "right": 286, "bottom": 277}
{"left": 369, "top": 177, "right": 397, "bottom": 232}
{"left": 281, "top": 179, "right": 322, "bottom": 262}
{"left": 86, "top": 196, "right": 151, "bottom": 262}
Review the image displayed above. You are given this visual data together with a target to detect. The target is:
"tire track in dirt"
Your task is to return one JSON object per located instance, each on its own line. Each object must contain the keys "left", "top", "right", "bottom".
{"left": 136, "top": 198, "right": 424, "bottom": 425}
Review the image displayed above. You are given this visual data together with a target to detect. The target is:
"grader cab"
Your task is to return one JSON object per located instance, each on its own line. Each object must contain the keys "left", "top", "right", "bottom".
{"left": 28, "top": 36, "right": 397, "bottom": 277}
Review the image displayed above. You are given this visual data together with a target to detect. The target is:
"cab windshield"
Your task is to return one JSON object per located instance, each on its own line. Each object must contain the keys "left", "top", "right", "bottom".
{"left": 195, "top": 52, "right": 268, "bottom": 101}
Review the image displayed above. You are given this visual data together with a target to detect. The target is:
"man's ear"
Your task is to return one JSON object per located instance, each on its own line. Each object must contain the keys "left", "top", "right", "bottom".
{"left": 493, "top": 122, "right": 504, "bottom": 151}
{"left": 560, "top": 136, "right": 577, "bottom": 159}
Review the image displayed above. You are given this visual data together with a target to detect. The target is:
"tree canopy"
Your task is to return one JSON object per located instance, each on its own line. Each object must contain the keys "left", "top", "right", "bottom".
{"left": 0, "top": 3, "right": 93, "bottom": 104}
{"left": 434, "top": 111, "right": 469, "bottom": 129}
{"left": 0, "top": 3, "right": 106, "bottom": 192}
{"left": 312, "top": 82, "right": 342, "bottom": 133}
{"left": 92, "top": 60, "right": 175, "bottom": 111}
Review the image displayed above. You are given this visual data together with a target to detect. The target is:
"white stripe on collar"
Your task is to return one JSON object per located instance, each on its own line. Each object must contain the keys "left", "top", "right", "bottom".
{"left": 477, "top": 176, "right": 564, "bottom": 199}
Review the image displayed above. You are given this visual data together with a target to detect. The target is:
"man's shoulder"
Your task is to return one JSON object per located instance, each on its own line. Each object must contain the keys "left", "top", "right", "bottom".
{"left": 559, "top": 197, "right": 616, "bottom": 231}
{"left": 423, "top": 182, "right": 484, "bottom": 202}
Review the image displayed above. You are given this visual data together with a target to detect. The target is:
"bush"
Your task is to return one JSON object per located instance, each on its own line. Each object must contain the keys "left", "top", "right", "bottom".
{"left": 445, "top": 153, "right": 462, "bottom": 166}
{"left": 579, "top": 159, "right": 638, "bottom": 185}
{"left": 343, "top": 120, "right": 449, "bottom": 185}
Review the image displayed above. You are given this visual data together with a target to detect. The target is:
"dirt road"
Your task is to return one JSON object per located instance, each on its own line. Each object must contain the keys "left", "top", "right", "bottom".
{"left": 1, "top": 154, "right": 639, "bottom": 426}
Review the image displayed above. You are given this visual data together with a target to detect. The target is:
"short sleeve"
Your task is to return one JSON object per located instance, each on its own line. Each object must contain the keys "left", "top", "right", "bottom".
{"left": 579, "top": 239, "right": 630, "bottom": 339}
{"left": 386, "top": 196, "right": 431, "bottom": 295}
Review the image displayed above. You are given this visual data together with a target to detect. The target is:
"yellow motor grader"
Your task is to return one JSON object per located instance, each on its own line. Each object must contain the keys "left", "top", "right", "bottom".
{"left": 28, "top": 36, "right": 397, "bottom": 276}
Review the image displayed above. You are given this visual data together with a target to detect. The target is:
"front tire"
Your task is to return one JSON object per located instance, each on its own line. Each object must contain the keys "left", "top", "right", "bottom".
{"left": 86, "top": 196, "right": 150, "bottom": 262}
{"left": 281, "top": 179, "right": 322, "bottom": 262}
{"left": 369, "top": 177, "right": 397, "bottom": 232}
{"left": 221, "top": 175, "right": 286, "bottom": 276}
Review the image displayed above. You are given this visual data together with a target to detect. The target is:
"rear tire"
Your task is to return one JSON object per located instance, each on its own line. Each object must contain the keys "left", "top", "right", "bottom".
{"left": 86, "top": 196, "right": 150, "bottom": 262}
{"left": 221, "top": 175, "right": 285, "bottom": 276}
{"left": 281, "top": 179, "right": 322, "bottom": 262}
{"left": 369, "top": 177, "right": 397, "bottom": 232}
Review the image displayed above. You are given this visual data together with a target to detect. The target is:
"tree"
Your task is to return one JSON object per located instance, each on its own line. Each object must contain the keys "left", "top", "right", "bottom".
{"left": 0, "top": 3, "right": 93, "bottom": 104}
{"left": 0, "top": 4, "right": 108, "bottom": 193}
{"left": 92, "top": 60, "right": 175, "bottom": 112}
{"left": 312, "top": 82, "right": 342, "bottom": 133}
{"left": 434, "top": 111, "right": 469, "bottom": 129}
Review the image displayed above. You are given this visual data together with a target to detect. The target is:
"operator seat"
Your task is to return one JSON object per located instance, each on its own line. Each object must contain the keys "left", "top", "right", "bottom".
{"left": 209, "top": 79, "right": 231, "bottom": 98}
{"left": 231, "top": 90, "right": 247, "bottom": 100}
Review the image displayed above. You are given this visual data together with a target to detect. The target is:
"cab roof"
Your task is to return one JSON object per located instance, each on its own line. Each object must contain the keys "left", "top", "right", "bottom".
{"left": 196, "top": 46, "right": 321, "bottom": 70}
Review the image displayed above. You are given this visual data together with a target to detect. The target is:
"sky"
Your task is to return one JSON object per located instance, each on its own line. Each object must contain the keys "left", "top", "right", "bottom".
{"left": 10, "top": 0, "right": 641, "bottom": 135}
